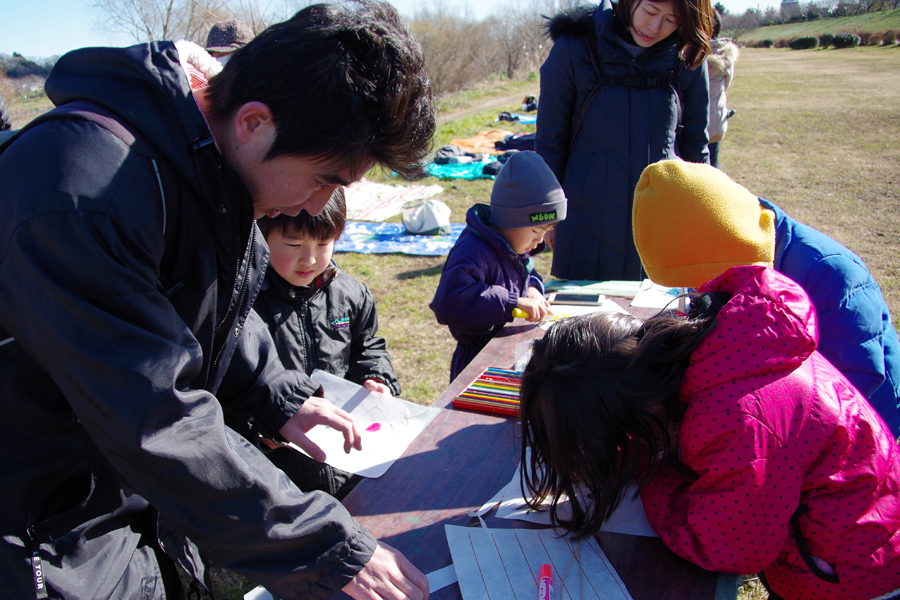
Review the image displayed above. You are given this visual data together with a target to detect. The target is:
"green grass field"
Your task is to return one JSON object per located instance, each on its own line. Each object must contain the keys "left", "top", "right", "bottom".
{"left": 739, "top": 8, "right": 900, "bottom": 42}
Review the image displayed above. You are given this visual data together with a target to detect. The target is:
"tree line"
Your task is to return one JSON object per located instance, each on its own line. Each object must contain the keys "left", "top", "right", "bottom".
{"left": 84, "top": 0, "right": 581, "bottom": 96}
{"left": 717, "top": 0, "right": 900, "bottom": 41}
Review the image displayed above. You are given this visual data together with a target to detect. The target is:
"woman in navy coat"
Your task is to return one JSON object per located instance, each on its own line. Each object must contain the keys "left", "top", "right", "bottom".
{"left": 536, "top": 0, "right": 714, "bottom": 281}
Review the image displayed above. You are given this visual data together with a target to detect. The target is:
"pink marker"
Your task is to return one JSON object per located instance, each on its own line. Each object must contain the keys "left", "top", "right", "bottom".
{"left": 538, "top": 564, "right": 553, "bottom": 600}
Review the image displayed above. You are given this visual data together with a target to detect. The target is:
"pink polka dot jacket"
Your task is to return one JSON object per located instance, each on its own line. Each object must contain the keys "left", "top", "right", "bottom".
{"left": 641, "top": 265, "right": 900, "bottom": 600}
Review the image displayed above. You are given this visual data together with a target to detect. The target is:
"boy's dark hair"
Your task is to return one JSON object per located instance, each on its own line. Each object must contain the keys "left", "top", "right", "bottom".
{"left": 519, "top": 304, "right": 718, "bottom": 538}
{"left": 205, "top": 0, "right": 435, "bottom": 178}
{"left": 615, "top": 0, "right": 715, "bottom": 69}
{"left": 258, "top": 187, "right": 347, "bottom": 241}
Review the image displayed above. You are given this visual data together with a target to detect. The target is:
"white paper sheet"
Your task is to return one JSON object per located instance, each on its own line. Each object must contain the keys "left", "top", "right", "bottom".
{"left": 629, "top": 279, "right": 688, "bottom": 310}
{"left": 473, "top": 459, "right": 658, "bottom": 538}
{"left": 426, "top": 564, "right": 459, "bottom": 592}
{"left": 445, "top": 525, "right": 633, "bottom": 600}
{"left": 288, "top": 370, "right": 438, "bottom": 478}
{"left": 244, "top": 586, "right": 273, "bottom": 600}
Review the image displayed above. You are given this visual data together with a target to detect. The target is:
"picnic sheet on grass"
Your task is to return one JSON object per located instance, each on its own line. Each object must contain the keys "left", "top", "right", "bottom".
{"left": 498, "top": 112, "right": 537, "bottom": 124}
{"left": 335, "top": 221, "right": 465, "bottom": 255}
{"left": 427, "top": 159, "right": 496, "bottom": 180}
{"left": 344, "top": 179, "right": 444, "bottom": 222}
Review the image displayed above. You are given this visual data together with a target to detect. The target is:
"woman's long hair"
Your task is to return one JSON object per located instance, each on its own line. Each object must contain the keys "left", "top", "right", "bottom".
{"left": 616, "top": 0, "right": 715, "bottom": 69}
{"left": 519, "top": 304, "right": 719, "bottom": 538}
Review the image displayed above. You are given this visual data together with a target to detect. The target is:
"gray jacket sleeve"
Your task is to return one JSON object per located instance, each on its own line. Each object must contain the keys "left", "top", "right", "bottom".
{"left": 676, "top": 61, "right": 711, "bottom": 164}
{"left": 346, "top": 282, "right": 401, "bottom": 396}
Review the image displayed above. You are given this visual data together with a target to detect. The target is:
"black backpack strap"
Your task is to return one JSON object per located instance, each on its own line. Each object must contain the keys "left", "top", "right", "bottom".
{"left": 570, "top": 34, "right": 678, "bottom": 151}
{"left": 0, "top": 102, "right": 147, "bottom": 156}
{"left": 0, "top": 102, "right": 181, "bottom": 295}
{"left": 570, "top": 35, "right": 604, "bottom": 152}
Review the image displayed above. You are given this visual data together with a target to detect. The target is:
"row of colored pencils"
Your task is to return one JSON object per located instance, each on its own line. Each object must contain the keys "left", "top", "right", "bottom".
{"left": 453, "top": 367, "right": 522, "bottom": 416}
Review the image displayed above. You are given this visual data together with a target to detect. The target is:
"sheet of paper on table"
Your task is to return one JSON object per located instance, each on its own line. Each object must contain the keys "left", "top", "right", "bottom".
{"left": 472, "top": 458, "right": 658, "bottom": 538}
{"left": 629, "top": 279, "right": 687, "bottom": 310}
{"left": 288, "top": 370, "right": 439, "bottom": 478}
{"left": 446, "top": 525, "right": 634, "bottom": 600}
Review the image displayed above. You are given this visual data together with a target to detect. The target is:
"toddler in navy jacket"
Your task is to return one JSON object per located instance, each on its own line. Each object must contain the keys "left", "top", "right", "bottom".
{"left": 430, "top": 151, "right": 567, "bottom": 382}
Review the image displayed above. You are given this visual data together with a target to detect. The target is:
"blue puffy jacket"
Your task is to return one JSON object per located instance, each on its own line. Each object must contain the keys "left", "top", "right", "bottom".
{"left": 762, "top": 199, "right": 900, "bottom": 438}
{"left": 536, "top": 0, "right": 709, "bottom": 281}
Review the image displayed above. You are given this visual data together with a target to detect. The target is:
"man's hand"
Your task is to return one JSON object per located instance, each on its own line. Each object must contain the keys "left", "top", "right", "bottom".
{"left": 363, "top": 379, "right": 393, "bottom": 396}
{"left": 278, "top": 396, "right": 362, "bottom": 461}
{"left": 342, "top": 542, "right": 429, "bottom": 600}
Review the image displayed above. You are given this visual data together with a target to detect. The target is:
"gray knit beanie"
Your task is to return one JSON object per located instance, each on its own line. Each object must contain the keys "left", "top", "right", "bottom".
{"left": 489, "top": 151, "right": 567, "bottom": 229}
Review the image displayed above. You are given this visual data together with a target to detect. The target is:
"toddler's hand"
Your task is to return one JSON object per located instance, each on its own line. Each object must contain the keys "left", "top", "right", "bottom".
{"left": 517, "top": 297, "right": 550, "bottom": 322}
{"left": 363, "top": 379, "right": 393, "bottom": 396}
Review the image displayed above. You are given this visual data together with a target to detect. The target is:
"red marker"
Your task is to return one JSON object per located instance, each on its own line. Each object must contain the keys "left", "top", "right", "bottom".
{"left": 538, "top": 564, "right": 553, "bottom": 600}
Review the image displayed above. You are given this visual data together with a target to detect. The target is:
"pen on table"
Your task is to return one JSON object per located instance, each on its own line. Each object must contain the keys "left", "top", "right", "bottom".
{"left": 538, "top": 564, "right": 553, "bottom": 600}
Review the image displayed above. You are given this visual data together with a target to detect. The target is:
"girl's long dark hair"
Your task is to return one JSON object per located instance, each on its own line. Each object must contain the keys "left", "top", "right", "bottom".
{"left": 519, "top": 303, "right": 719, "bottom": 538}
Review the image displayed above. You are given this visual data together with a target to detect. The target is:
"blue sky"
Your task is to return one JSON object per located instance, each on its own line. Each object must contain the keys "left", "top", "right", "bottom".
{"left": 2, "top": 0, "right": 779, "bottom": 58}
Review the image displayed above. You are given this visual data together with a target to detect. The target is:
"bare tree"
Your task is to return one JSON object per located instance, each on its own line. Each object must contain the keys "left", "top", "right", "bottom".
{"left": 89, "top": 0, "right": 291, "bottom": 45}
{"left": 721, "top": 8, "right": 760, "bottom": 42}
{"left": 487, "top": 7, "right": 543, "bottom": 79}
{"left": 410, "top": 2, "right": 489, "bottom": 95}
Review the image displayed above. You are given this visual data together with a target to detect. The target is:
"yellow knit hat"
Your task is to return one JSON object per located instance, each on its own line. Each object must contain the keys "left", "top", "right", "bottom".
{"left": 632, "top": 160, "right": 776, "bottom": 288}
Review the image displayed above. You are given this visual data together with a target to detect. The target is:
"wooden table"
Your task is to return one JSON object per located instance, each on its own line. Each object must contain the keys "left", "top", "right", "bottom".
{"left": 339, "top": 298, "right": 728, "bottom": 600}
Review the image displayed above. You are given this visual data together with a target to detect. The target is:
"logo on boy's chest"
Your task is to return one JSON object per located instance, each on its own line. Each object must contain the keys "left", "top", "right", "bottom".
{"left": 330, "top": 317, "right": 350, "bottom": 330}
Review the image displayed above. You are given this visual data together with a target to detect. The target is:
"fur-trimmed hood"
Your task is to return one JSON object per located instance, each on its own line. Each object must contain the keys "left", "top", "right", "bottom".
{"left": 544, "top": 5, "right": 595, "bottom": 41}
{"left": 707, "top": 38, "right": 738, "bottom": 73}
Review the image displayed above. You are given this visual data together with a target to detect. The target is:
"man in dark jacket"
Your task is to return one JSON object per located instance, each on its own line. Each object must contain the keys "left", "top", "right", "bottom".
{"left": 0, "top": 91, "right": 10, "bottom": 131}
{"left": 0, "top": 2, "right": 434, "bottom": 599}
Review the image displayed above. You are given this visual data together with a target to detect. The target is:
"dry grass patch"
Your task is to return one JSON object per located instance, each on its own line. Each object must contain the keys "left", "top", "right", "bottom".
{"left": 721, "top": 47, "right": 900, "bottom": 322}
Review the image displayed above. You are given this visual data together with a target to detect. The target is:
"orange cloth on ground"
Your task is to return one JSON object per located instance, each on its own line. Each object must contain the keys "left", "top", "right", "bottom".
{"left": 449, "top": 129, "right": 514, "bottom": 155}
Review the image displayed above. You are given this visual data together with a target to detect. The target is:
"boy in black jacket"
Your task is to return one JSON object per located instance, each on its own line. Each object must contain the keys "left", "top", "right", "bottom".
{"left": 249, "top": 188, "right": 399, "bottom": 497}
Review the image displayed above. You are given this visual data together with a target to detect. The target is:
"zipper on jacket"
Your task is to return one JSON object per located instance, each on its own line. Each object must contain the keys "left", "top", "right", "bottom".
{"left": 211, "top": 225, "right": 256, "bottom": 372}
{"left": 298, "top": 297, "right": 318, "bottom": 371}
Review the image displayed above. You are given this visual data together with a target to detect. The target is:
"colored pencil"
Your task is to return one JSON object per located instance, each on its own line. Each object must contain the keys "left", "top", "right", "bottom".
{"left": 453, "top": 367, "right": 523, "bottom": 416}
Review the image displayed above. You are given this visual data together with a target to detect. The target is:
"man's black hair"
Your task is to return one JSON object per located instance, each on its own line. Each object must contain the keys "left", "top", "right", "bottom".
{"left": 206, "top": 1, "right": 435, "bottom": 178}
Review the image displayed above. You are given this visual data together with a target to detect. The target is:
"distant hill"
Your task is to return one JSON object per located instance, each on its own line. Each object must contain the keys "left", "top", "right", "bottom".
{"left": 0, "top": 53, "right": 56, "bottom": 79}
{"left": 739, "top": 8, "right": 900, "bottom": 42}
